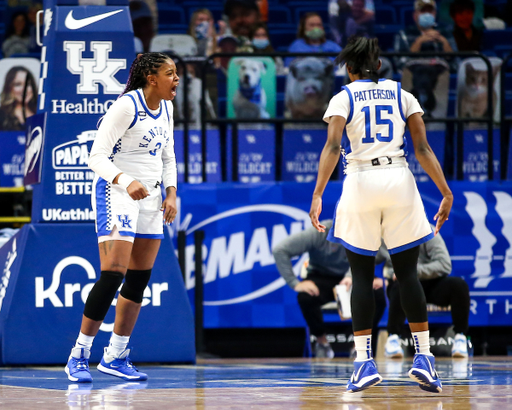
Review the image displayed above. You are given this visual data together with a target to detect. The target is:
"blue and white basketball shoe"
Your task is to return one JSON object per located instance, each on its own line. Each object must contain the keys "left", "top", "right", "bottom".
{"left": 65, "top": 347, "right": 93, "bottom": 383}
{"left": 408, "top": 354, "right": 443, "bottom": 393}
{"left": 346, "top": 359, "right": 383, "bottom": 393}
{"left": 384, "top": 334, "right": 404, "bottom": 358}
{"left": 97, "top": 348, "right": 148, "bottom": 381}
{"left": 452, "top": 334, "right": 468, "bottom": 358}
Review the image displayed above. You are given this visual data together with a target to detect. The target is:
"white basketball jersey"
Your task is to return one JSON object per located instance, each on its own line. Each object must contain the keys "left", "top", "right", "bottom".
{"left": 109, "top": 89, "right": 173, "bottom": 186}
{"left": 323, "top": 79, "right": 423, "bottom": 171}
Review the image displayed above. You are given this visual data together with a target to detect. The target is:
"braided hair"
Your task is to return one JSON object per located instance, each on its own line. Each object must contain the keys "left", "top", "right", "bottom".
{"left": 335, "top": 36, "right": 381, "bottom": 84}
{"left": 121, "top": 52, "right": 171, "bottom": 96}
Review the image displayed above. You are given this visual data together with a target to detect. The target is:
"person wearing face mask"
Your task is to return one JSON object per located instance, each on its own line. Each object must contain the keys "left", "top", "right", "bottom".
{"left": 188, "top": 9, "right": 217, "bottom": 57}
{"left": 394, "top": 0, "right": 457, "bottom": 71}
{"left": 286, "top": 12, "right": 342, "bottom": 67}
{"left": 250, "top": 23, "right": 285, "bottom": 74}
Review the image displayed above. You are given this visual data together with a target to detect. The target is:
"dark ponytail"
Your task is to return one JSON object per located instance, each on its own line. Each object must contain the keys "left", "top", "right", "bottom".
{"left": 121, "top": 52, "right": 171, "bottom": 96}
{"left": 335, "top": 36, "right": 381, "bottom": 84}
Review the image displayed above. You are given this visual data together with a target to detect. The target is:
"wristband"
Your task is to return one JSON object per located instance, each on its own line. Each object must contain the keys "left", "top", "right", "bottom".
{"left": 117, "top": 173, "right": 135, "bottom": 189}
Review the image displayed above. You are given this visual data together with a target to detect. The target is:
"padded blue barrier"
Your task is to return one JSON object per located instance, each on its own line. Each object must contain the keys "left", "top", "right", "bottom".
{"left": 0, "top": 224, "right": 194, "bottom": 365}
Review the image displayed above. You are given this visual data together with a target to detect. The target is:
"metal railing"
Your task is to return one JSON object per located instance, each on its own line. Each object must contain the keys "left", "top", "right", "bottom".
{"left": 166, "top": 51, "right": 501, "bottom": 182}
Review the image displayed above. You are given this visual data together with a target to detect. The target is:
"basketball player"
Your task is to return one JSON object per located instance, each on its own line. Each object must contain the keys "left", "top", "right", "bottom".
{"left": 310, "top": 36, "right": 452, "bottom": 393}
{"left": 65, "top": 53, "right": 179, "bottom": 383}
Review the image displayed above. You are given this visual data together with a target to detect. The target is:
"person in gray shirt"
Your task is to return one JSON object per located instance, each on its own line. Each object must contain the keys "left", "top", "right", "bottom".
{"left": 273, "top": 219, "right": 386, "bottom": 358}
{"left": 381, "top": 230, "right": 470, "bottom": 358}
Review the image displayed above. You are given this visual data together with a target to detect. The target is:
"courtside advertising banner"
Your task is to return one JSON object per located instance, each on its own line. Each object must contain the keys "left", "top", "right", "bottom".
{"left": 282, "top": 128, "right": 325, "bottom": 183}
{"left": 0, "top": 224, "right": 194, "bottom": 365}
{"left": 175, "top": 181, "right": 512, "bottom": 328}
{"left": 31, "top": 5, "right": 134, "bottom": 222}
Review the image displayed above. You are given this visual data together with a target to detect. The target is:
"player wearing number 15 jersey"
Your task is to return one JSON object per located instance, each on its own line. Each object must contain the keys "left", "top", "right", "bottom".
{"left": 309, "top": 37, "right": 453, "bottom": 394}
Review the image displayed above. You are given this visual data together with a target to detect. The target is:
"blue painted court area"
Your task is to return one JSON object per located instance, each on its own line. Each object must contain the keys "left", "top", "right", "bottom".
{"left": 2, "top": 358, "right": 512, "bottom": 410}
{"left": 1, "top": 358, "right": 511, "bottom": 390}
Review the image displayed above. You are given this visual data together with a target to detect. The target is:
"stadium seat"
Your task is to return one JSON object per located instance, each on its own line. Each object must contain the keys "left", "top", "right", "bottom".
{"left": 375, "top": 5, "right": 397, "bottom": 25}
{"left": 150, "top": 34, "right": 197, "bottom": 56}
{"left": 399, "top": 5, "right": 415, "bottom": 27}
{"left": 269, "top": 29, "right": 297, "bottom": 51}
{"left": 158, "top": 4, "right": 187, "bottom": 31}
{"left": 268, "top": 5, "right": 294, "bottom": 27}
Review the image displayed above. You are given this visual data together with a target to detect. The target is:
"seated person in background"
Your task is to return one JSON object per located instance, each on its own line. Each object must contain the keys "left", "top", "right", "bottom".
{"left": 2, "top": 11, "right": 31, "bottom": 57}
{"left": 394, "top": 0, "right": 457, "bottom": 71}
{"left": 450, "top": 0, "right": 482, "bottom": 52}
{"left": 129, "top": 0, "right": 154, "bottom": 53}
{"left": 189, "top": 9, "right": 218, "bottom": 57}
{"left": 27, "top": 3, "right": 43, "bottom": 55}
{"left": 382, "top": 230, "right": 470, "bottom": 358}
{"left": 286, "top": 12, "right": 342, "bottom": 66}
{"left": 249, "top": 22, "right": 285, "bottom": 74}
{"left": 273, "top": 219, "right": 386, "bottom": 358}
{"left": 438, "top": 0, "right": 484, "bottom": 30}
{"left": 223, "top": 0, "right": 261, "bottom": 52}
{"left": 344, "top": 0, "right": 375, "bottom": 40}
{"left": 256, "top": 0, "right": 268, "bottom": 23}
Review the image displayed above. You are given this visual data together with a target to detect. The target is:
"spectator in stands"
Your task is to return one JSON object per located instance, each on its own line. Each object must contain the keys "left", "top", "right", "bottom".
{"left": 450, "top": 0, "right": 483, "bottom": 52}
{"left": 286, "top": 12, "right": 342, "bottom": 66}
{"left": 0, "top": 66, "right": 37, "bottom": 131}
{"left": 249, "top": 22, "right": 285, "bottom": 74}
{"left": 328, "top": 0, "right": 374, "bottom": 47}
{"left": 394, "top": 0, "right": 457, "bottom": 70}
{"left": 223, "top": 0, "right": 261, "bottom": 52}
{"left": 273, "top": 220, "right": 387, "bottom": 358}
{"left": 256, "top": 0, "right": 268, "bottom": 23}
{"left": 2, "top": 11, "right": 31, "bottom": 58}
{"left": 27, "top": 3, "right": 43, "bottom": 55}
{"left": 129, "top": 1, "right": 154, "bottom": 53}
{"left": 189, "top": 9, "right": 218, "bottom": 57}
{"left": 382, "top": 230, "right": 470, "bottom": 359}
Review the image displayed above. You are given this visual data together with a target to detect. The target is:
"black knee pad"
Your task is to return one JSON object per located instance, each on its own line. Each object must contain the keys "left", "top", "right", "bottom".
{"left": 120, "top": 269, "right": 152, "bottom": 303}
{"left": 83, "top": 270, "right": 124, "bottom": 321}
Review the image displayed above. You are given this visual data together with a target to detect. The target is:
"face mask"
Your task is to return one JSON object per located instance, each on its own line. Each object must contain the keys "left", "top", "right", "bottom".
{"left": 305, "top": 27, "right": 325, "bottom": 40}
{"left": 195, "top": 21, "right": 209, "bottom": 40}
{"left": 418, "top": 13, "right": 436, "bottom": 29}
{"left": 252, "top": 38, "right": 269, "bottom": 49}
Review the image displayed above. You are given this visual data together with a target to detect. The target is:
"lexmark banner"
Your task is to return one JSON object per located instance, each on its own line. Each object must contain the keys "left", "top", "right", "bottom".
{"left": 31, "top": 5, "right": 134, "bottom": 222}
{"left": 177, "top": 181, "right": 512, "bottom": 328}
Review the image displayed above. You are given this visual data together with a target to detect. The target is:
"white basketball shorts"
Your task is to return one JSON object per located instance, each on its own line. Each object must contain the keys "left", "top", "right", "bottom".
{"left": 92, "top": 177, "right": 164, "bottom": 242}
{"left": 328, "top": 164, "right": 433, "bottom": 255}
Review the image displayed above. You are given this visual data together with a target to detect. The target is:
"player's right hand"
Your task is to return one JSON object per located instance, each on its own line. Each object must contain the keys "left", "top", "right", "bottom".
{"left": 294, "top": 280, "right": 320, "bottom": 297}
{"left": 433, "top": 194, "right": 453, "bottom": 235}
{"left": 126, "top": 180, "right": 149, "bottom": 201}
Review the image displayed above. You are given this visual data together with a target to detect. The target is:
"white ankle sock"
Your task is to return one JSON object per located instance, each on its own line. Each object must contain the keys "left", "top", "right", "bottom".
{"left": 354, "top": 334, "right": 372, "bottom": 361}
{"left": 106, "top": 333, "right": 130, "bottom": 358}
{"left": 412, "top": 330, "right": 432, "bottom": 355}
{"left": 74, "top": 332, "right": 94, "bottom": 351}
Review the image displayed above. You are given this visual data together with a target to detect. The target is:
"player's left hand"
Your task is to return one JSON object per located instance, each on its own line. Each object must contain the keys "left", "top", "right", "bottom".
{"left": 310, "top": 195, "right": 325, "bottom": 232}
{"left": 161, "top": 189, "right": 177, "bottom": 224}
{"left": 373, "top": 277, "right": 384, "bottom": 290}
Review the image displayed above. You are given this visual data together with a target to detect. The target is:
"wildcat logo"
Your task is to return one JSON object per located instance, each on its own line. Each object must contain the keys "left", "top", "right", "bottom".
{"left": 464, "top": 191, "right": 512, "bottom": 288}
{"left": 24, "top": 125, "right": 43, "bottom": 176}
{"left": 0, "top": 239, "right": 17, "bottom": 312}
{"left": 64, "top": 41, "right": 126, "bottom": 94}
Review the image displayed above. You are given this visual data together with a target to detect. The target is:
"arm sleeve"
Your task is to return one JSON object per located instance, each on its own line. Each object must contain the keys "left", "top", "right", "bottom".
{"left": 272, "top": 224, "right": 328, "bottom": 289}
{"left": 417, "top": 234, "right": 452, "bottom": 280}
{"left": 323, "top": 90, "right": 350, "bottom": 123}
{"left": 401, "top": 89, "right": 424, "bottom": 118}
{"left": 161, "top": 101, "right": 177, "bottom": 189}
{"left": 88, "top": 96, "right": 135, "bottom": 183}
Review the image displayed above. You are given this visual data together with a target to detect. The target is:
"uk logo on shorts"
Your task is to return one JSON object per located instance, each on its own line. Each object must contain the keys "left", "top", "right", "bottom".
{"left": 117, "top": 215, "right": 132, "bottom": 229}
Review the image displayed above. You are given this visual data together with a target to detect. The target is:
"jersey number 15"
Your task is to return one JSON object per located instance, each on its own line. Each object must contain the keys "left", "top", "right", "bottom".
{"left": 361, "top": 105, "right": 394, "bottom": 143}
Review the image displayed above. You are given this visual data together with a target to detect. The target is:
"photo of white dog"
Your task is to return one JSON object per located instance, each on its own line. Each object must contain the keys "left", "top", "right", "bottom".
{"left": 232, "top": 58, "right": 270, "bottom": 119}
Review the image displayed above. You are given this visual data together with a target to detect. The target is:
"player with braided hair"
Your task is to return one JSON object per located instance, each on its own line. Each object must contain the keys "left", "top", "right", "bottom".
{"left": 65, "top": 52, "right": 179, "bottom": 383}
{"left": 310, "top": 36, "right": 452, "bottom": 393}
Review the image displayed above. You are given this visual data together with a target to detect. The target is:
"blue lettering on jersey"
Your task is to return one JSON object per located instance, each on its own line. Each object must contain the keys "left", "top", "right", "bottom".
{"left": 354, "top": 90, "right": 396, "bottom": 102}
{"left": 117, "top": 214, "right": 132, "bottom": 228}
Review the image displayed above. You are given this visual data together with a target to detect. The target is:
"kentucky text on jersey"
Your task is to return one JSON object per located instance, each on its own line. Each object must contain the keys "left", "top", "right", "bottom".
{"left": 353, "top": 89, "right": 396, "bottom": 102}
{"left": 139, "top": 126, "right": 168, "bottom": 148}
